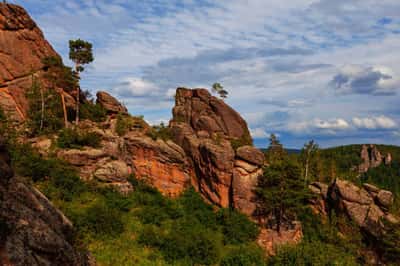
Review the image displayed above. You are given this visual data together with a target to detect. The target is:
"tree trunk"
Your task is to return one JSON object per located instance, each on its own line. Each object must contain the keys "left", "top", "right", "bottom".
{"left": 75, "top": 66, "right": 80, "bottom": 125}
{"left": 60, "top": 91, "right": 68, "bottom": 127}
{"left": 40, "top": 85, "right": 44, "bottom": 131}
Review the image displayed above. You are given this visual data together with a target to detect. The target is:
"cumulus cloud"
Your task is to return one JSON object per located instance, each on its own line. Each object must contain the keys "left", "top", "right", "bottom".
{"left": 288, "top": 118, "right": 350, "bottom": 134}
{"left": 352, "top": 115, "right": 397, "bottom": 129}
{"left": 331, "top": 65, "right": 399, "bottom": 95}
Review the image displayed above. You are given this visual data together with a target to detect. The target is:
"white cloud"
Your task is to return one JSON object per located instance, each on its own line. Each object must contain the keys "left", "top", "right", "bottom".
{"left": 352, "top": 115, "right": 397, "bottom": 129}
{"left": 250, "top": 127, "right": 269, "bottom": 139}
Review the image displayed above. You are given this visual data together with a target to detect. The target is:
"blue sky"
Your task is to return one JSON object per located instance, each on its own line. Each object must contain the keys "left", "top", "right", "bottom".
{"left": 11, "top": 0, "right": 400, "bottom": 148}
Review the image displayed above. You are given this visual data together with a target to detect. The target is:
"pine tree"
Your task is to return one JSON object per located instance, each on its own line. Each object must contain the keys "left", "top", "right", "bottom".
{"left": 69, "top": 39, "right": 94, "bottom": 125}
{"left": 257, "top": 135, "right": 312, "bottom": 233}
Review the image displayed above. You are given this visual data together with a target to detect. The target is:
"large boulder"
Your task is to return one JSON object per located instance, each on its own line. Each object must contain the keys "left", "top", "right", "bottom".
{"left": 358, "top": 145, "right": 391, "bottom": 173}
{"left": 0, "top": 4, "right": 63, "bottom": 121}
{"left": 0, "top": 137, "right": 92, "bottom": 266}
{"left": 170, "top": 88, "right": 263, "bottom": 211}
{"left": 96, "top": 91, "right": 128, "bottom": 114}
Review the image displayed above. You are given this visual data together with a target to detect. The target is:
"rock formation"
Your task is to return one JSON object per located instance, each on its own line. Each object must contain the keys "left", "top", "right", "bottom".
{"left": 170, "top": 88, "right": 263, "bottom": 215}
{"left": 0, "top": 137, "right": 92, "bottom": 266}
{"left": 96, "top": 91, "right": 128, "bottom": 114}
{"left": 0, "top": 3, "right": 63, "bottom": 121}
{"left": 358, "top": 144, "right": 392, "bottom": 173}
{"left": 310, "top": 179, "right": 398, "bottom": 238}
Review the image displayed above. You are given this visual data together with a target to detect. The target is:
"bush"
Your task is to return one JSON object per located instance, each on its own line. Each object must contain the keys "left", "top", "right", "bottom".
{"left": 161, "top": 222, "right": 221, "bottom": 265}
{"left": 57, "top": 128, "right": 101, "bottom": 149}
{"left": 115, "top": 114, "right": 146, "bottom": 136}
{"left": 178, "top": 188, "right": 218, "bottom": 229}
{"left": 217, "top": 209, "right": 259, "bottom": 244}
{"left": 78, "top": 202, "right": 124, "bottom": 237}
{"left": 221, "top": 245, "right": 266, "bottom": 266}
{"left": 230, "top": 133, "right": 253, "bottom": 150}
{"left": 137, "top": 225, "right": 165, "bottom": 247}
{"left": 268, "top": 241, "right": 358, "bottom": 266}
{"left": 80, "top": 102, "right": 107, "bottom": 122}
{"left": 146, "top": 122, "right": 172, "bottom": 141}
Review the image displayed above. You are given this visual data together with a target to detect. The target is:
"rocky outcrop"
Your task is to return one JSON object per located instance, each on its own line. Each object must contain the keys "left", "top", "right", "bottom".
{"left": 0, "top": 137, "right": 92, "bottom": 266}
{"left": 310, "top": 179, "right": 398, "bottom": 238}
{"left": 170, "top": 88, "right": 263, "bottom": 213}
{"left": 359, "top": 145, "right": 392, "bottom": 173}
{"left": 55, "top": 117, "right": 193, "bottom": 196}
{"left": 0, "top": 3, "right": 62, "bottom": 121}
{"left": 96, "top": 91, "right": 127, "bottom": 114}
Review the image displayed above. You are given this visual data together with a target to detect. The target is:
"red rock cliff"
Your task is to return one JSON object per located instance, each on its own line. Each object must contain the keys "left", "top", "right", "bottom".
{"left": 0, "top": 3, "right": 62, "bottom": 121}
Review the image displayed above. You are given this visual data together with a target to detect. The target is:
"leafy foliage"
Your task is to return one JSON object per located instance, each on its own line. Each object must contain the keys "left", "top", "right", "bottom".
{"left": 221, "top": 245, "right": 266, "bottom": 266}
{"left": 146, "top": 122, "right": 172, "bottom": 141}
{"left": 27, "top": 76, "right": 64, "bottom": 134}
{"left": 80, "top": 102, "right": 107, "bottom": 122}
{"left": 115, "top": 114, "right": 146, "bottom": 136}
{"left": 57, "top": 128, "right": 101, "bottom": 149}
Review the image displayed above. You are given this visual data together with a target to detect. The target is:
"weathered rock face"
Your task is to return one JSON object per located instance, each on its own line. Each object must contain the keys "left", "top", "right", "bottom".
{"left": 55, "top": 118, "right": 193, "bottom": 196}
{"left": 0, "top": 137, "right": 92, "bottom": 266}
{"left": 0, "top": 4, "right": 61, "bottom": 121}
{"left": 359, "top": 145, "right": 392, "bottom": 173}
{"left": 170, "top": 88, "right": 263, "bottom": 212}
{"left": 310, "top": 179, "right": 398, "bottom": 238}
{"left": 125, "top": 134, "right": 192, "bottom": 197}
{"left": 96, "top": 91, "right": 128, "bottom": 114}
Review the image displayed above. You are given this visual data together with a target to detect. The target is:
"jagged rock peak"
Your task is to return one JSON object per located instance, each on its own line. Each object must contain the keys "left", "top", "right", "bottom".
{"left": 171, "top": 87, "right": 252, "bottom": 141}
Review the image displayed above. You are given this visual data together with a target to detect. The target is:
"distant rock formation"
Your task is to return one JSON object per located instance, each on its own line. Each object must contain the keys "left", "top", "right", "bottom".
{"left": 358, "top": 144, "right": 392, "bottom": 173}
{"left": 0, "top": 137, "right": 93, "bottom": 266}
{"left": 0, "top": 3, "right": 62, "bottom": 121}
{"left": 310, "top": 179, "right": 398, "bottom": 238}
{"left": 170, "top": 88, "right": 263, "bottom": 215}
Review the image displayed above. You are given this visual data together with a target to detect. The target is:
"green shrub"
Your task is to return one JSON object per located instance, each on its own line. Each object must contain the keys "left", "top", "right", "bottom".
{"left": 217, "top": 209, "right": 259, "bottom": 244}
{"left": 146, "top": 122, "right": 172, "bottom": 141}
{"left": 115, "top": 114, "right": 146, "bottom": 136}
{"left": 80, "top": 102, "right": 107, "bottom": 122}
{"left": 268, "top": 241, "right": 358, "bottom": 266}
{"left": 230, "top": 133, "right": 253, "bottom": 150}
{"left": 57, "top": 128, "right": 101, "bottom": 149}
{"left": 137, "top": 225, "right": 165, "bottom": 247}
{"left": 100, "top": 188, "right": 134, "bottom": 212}
{"left": 178, "top": 188, "right": 218, "bottom": 230}
{"left": 78, "top": 202, "right": 124, "bottom": 237}
{"left": 221, "top": 245, "right": 266, "bottom": 266}
{"left": 161, "top": 222, "right": 221, "bottom": 265}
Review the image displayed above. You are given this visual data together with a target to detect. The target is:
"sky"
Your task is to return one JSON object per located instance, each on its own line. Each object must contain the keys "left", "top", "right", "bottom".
{"left": 11, "top": 0, "right": 400, "bottom": 148}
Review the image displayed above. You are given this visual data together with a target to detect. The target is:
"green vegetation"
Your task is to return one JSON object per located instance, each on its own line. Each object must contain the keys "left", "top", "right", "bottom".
{"left": 230, "top": 132, "right": 253, "bottom": 150}
{"left": 27, "top": 76, "right": 65, "bottom": 134}
{"left": 69, "top": 39, "right": 94, "bottom": 124}
{"left": 212, "top": 82, "right": 229, "bottom": 99}
{"left": 115, "top": 113, "right": 146, "bottom": 136}
{"left": 80, "top": 100, "right": 107, "bottom": 122}
{"left": 57, "top": 128, "right": 101, "bottom": 149}
{"left": 146, "top": 122, "right": 172, "bottom": 141}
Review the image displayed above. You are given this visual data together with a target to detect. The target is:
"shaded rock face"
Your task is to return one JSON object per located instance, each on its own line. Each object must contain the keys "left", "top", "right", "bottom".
{"left": 170, "top": 88, "right": 263, "bottom": 213}
{"left": 96, "top": 91, "right": 127, "bottom": 114}
{"left": 310, "top": 179, "right": 398, "bottom": 238}
{"left": 0, "top": 138, "right": 91, "bottom": 266}
{"left": 0, "top": 4, "right": 61, "bottom": 121}
{"left": 359, "top": 145, "right": 392, "bottom": 173}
